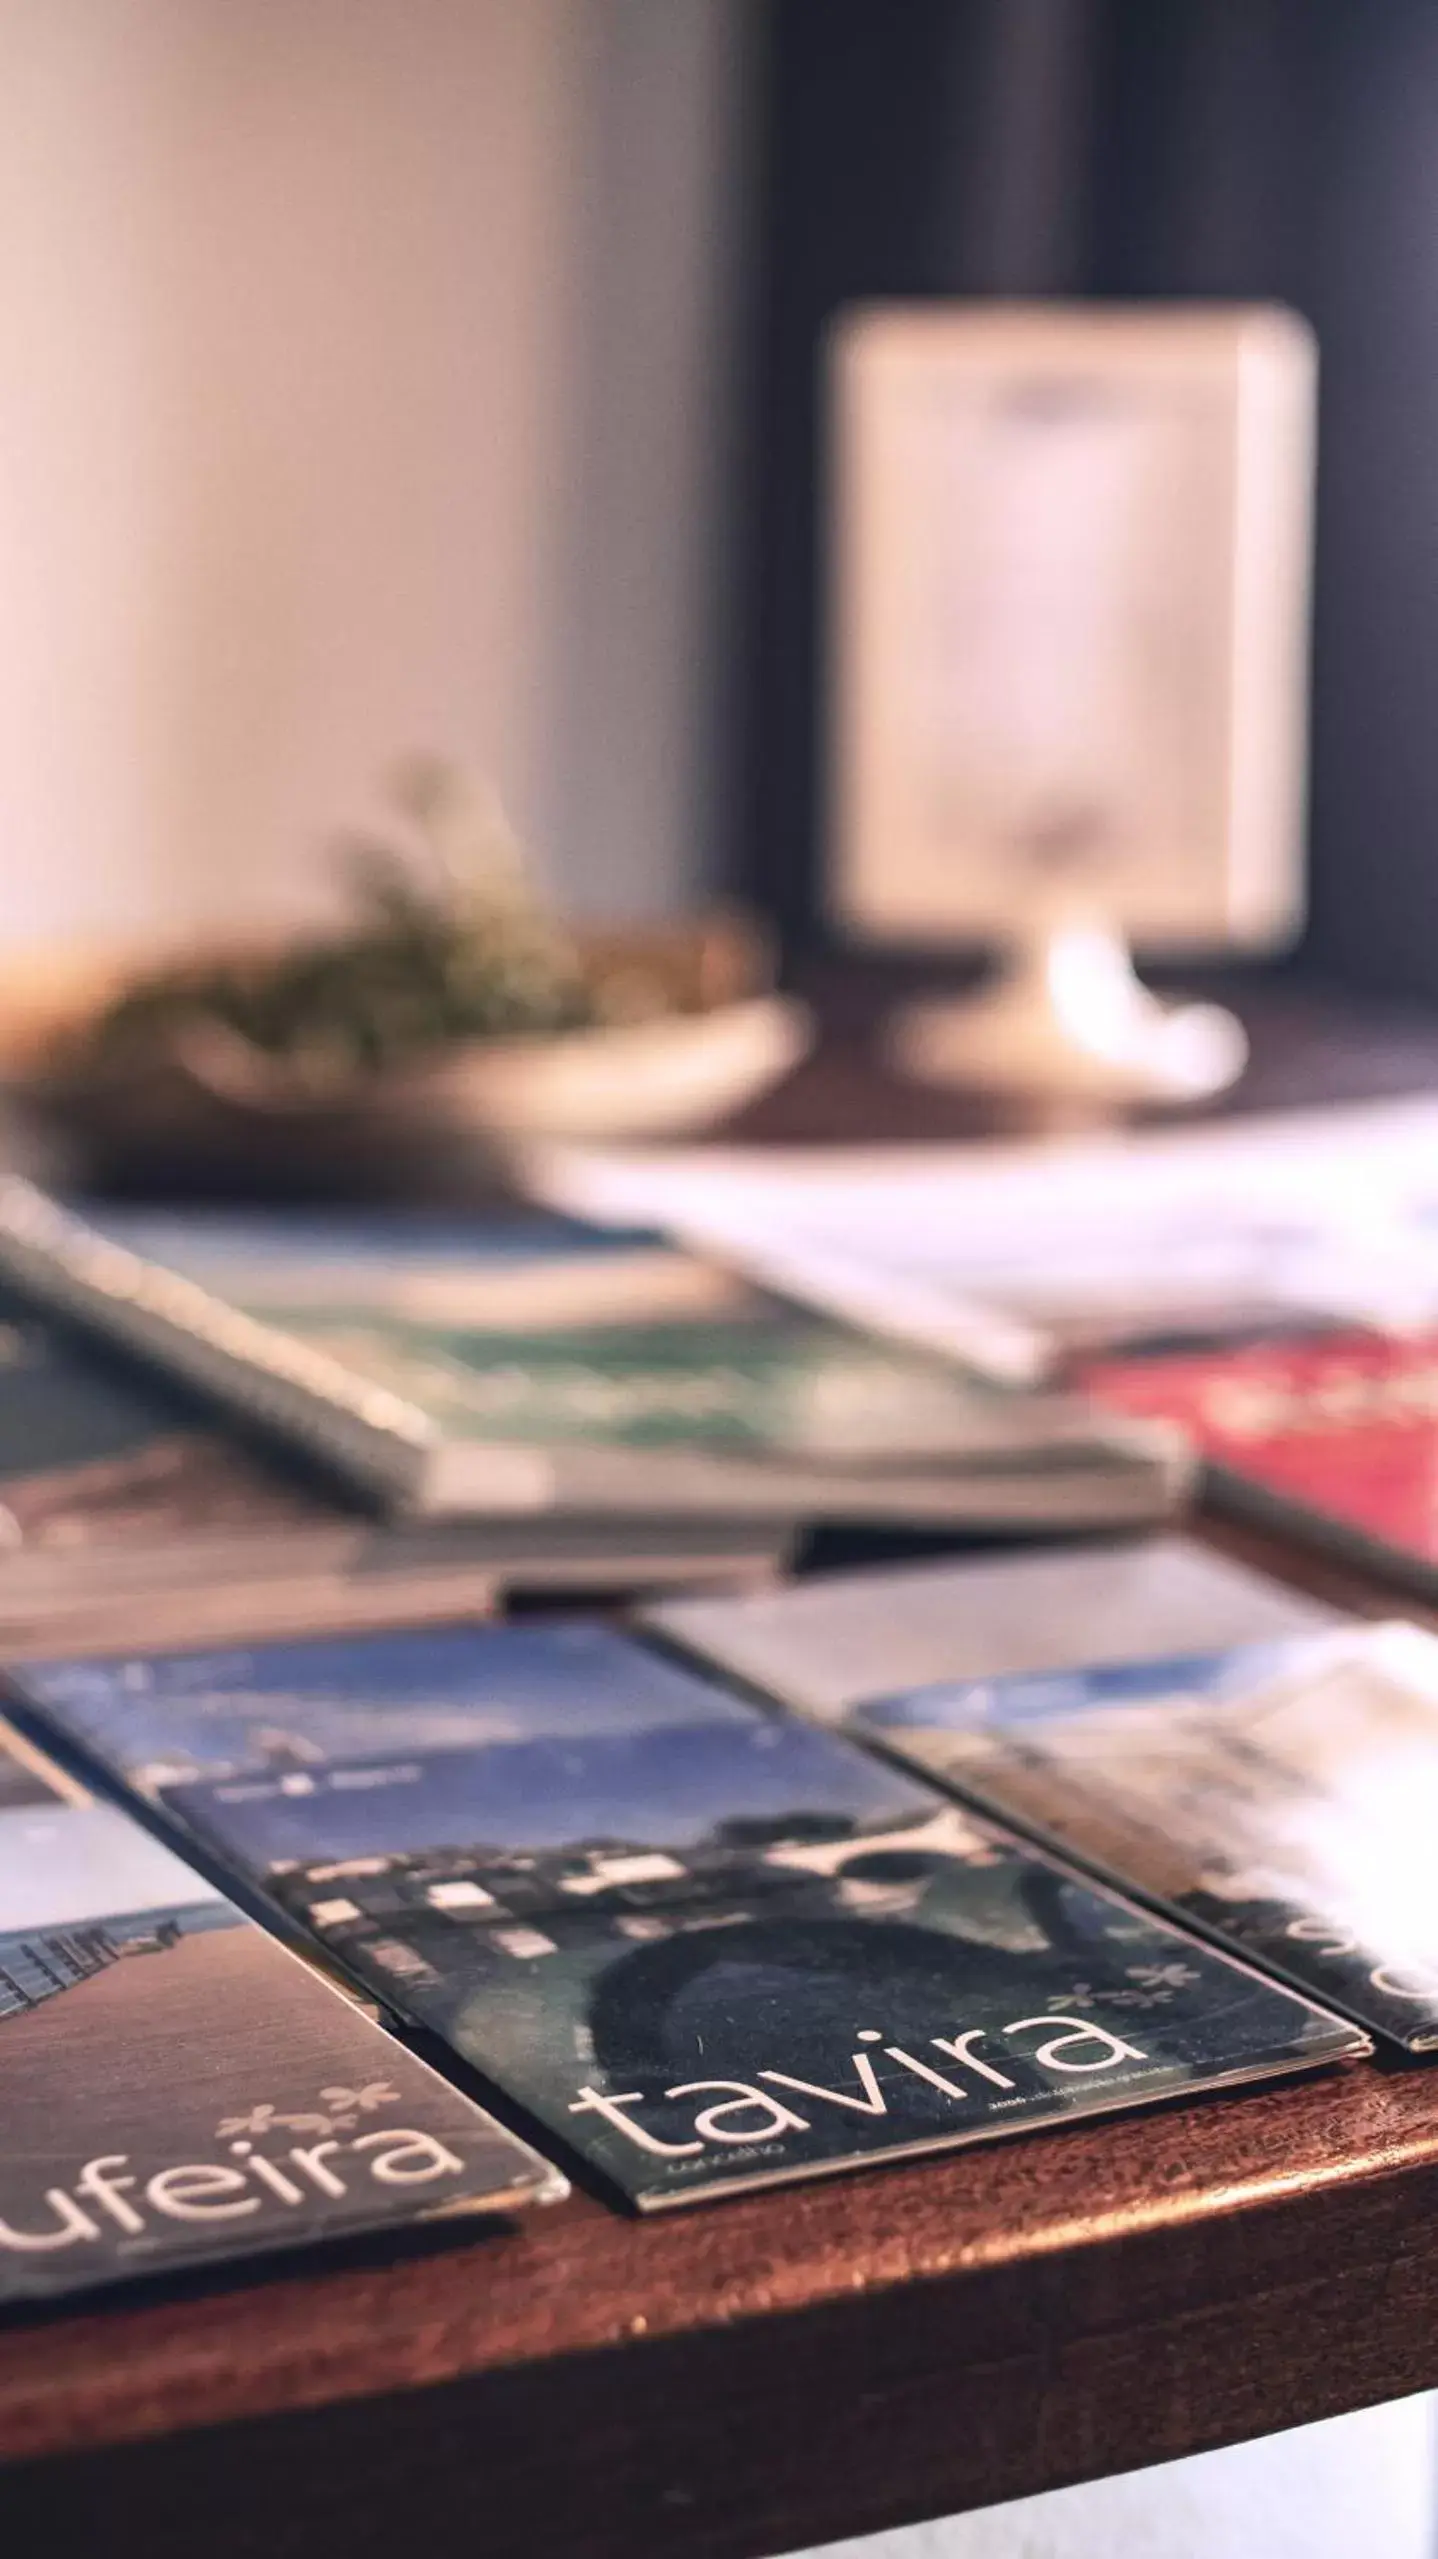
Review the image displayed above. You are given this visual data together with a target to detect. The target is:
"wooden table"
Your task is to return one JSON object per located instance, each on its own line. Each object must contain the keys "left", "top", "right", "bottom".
{"left": 7, "top": 976, "right": 1438, "bottom": 2558}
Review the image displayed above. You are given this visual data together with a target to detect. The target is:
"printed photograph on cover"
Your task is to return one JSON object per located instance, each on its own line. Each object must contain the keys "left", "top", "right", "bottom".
{"left": 0, "top": 1786, "right": 562, "bottom": 2304}
{"left": 14, "top": 1620, "right": 755, "bottom": 1797}
{"left": 856, "top": 1621, "right": 1438, "bottom": 2051}
{"left": 162, "top": 1712, "right": 948, "bottom": 1894}
{"left": 0, "top": 1778, "right": 231, "bottom": 1939}
{"left": 303, "top": 1819, "right": 1361, "bottom": 2208}
{"left": 154, "top": 1702, "right": 1365, "bottom": 2207}
{"left": 0, "top": 1896, "right": 561, "bottom": 2303}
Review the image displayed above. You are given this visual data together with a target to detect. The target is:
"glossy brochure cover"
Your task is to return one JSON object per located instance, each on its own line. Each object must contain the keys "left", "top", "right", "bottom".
{"left": 640, "top": 1536, "right": 1338, "bottom": 1725}
{"left": 0, "top": 1718, "right": 564, "bottom": 2305}
{"left": 856, "top": 1621, "right": 1438, "bottom": 2052}
{"left": 305, "top": 1803, "right": 1365, "bottom": 2208}
{"left": 1078, "top": 1330, "right": 1438, "bottom": 1602}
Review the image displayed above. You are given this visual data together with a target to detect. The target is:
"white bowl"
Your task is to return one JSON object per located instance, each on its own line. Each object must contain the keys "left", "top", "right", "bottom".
{"left": 377, "top": 994, "right": 811, "bottom": 1142}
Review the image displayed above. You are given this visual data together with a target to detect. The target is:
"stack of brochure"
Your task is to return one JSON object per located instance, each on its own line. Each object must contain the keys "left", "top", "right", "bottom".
{"left": 0, "top": 1190, "right": 1190, "bottom": 1568}
{"left": 531, "top": 1096, "right": 1438, "bottom": 1603}
{"left": 9, "top": 1119, "right": 1438, "bottom": 2265}
{"left": 0, "top": 1258, "right": 796, "bottom": 1658}
{"left": 7, "top": 1614, "right": 1366, "bottom": 2211}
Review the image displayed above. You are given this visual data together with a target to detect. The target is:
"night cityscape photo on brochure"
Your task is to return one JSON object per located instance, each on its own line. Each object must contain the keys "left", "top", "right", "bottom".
{"left": 11, "top": 1619, "right": 1368, "bottom": 2210}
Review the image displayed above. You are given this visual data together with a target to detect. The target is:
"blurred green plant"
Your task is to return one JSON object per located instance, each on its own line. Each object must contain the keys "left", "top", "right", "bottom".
{"left": 75, "top": 761, "right": 669, "bottom": 1087}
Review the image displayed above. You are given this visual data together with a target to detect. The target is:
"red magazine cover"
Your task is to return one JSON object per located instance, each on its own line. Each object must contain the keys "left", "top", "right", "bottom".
{"left": 1077, "top": 1330, "right": 1438, "bottom": 1595}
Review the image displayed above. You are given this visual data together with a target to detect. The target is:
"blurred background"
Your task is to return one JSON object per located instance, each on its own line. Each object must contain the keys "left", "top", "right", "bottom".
{"left": 0, "top": 0, "right": 743, "bottom": 959}
{"left": 3, "top": 0, "right": 1438, "bottom": 1022}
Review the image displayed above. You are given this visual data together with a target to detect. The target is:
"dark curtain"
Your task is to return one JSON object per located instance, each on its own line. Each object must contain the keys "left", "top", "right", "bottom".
{"left": 734, "top": 0, "right": 1438, "bottom": 1005}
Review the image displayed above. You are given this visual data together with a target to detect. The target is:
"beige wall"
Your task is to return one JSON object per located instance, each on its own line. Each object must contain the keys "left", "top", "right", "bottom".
{"left": 0, "top": 0, "right": 742, "bottom": 952}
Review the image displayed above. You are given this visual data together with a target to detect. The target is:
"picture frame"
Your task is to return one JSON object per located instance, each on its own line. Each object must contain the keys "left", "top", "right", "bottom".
{"left": 828, "top": 304, "right": 1316, "bottom": 956}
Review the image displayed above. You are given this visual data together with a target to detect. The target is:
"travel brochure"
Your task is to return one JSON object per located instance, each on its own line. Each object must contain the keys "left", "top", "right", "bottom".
{"left": 0, "top": 1277, "right": 504, "bottom": 1653}
{"left": 642, "top": 1535, "right": 1339, "bottom": 1725}
{"left": 12, "top": 1095, "right": 1438, "bottom": 2281}
{"left": 855, "top": 1621, "right": 1438, "bottom": 2052}
{"left": 10, "top": 1619, "right": 1366, "bottom": 2211}
{"left": 533, "top": 1101, "right": 1438, "bottom": 1605}
{"left": 0, "top": 1266, "right": 788, "bottom": 1646}
{"left": 0, "top": 1715, "right": 564, "bottom": 2306}
{"left": 1078, "top": 1330, "right": 1438, "bottom": 1608}
{"left": 11, "top": 1618, "right": 756, "bottom": 1796}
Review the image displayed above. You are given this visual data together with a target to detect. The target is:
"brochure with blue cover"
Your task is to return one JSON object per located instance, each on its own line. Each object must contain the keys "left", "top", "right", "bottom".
{"left": 855, "top": 1620, "right": 1438, "bottom": 2054}
{"left": 13, "top": 1619, "right": 756, "bottom": 1796}
{"left": 10, "top": 1623, "right": 1367, "bottom": 2208}
{"left": 0, "top": 1714, "right": 564, "bottom": 2306}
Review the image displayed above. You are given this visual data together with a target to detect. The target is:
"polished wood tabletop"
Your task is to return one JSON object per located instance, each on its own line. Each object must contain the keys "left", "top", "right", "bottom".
{"left": 6, "top": 974, "right": 1438, "bottom": 2559}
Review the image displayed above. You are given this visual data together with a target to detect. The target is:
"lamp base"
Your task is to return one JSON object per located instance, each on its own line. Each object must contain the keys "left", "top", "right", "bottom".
{"left": 888, "top": 921, "right": 1247, "bottom": 1105}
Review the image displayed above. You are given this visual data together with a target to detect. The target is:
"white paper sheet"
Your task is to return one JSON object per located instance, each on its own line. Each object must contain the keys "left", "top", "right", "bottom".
{"left": 525, "top": 1096, "right": 1438, "bottom": 1382}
